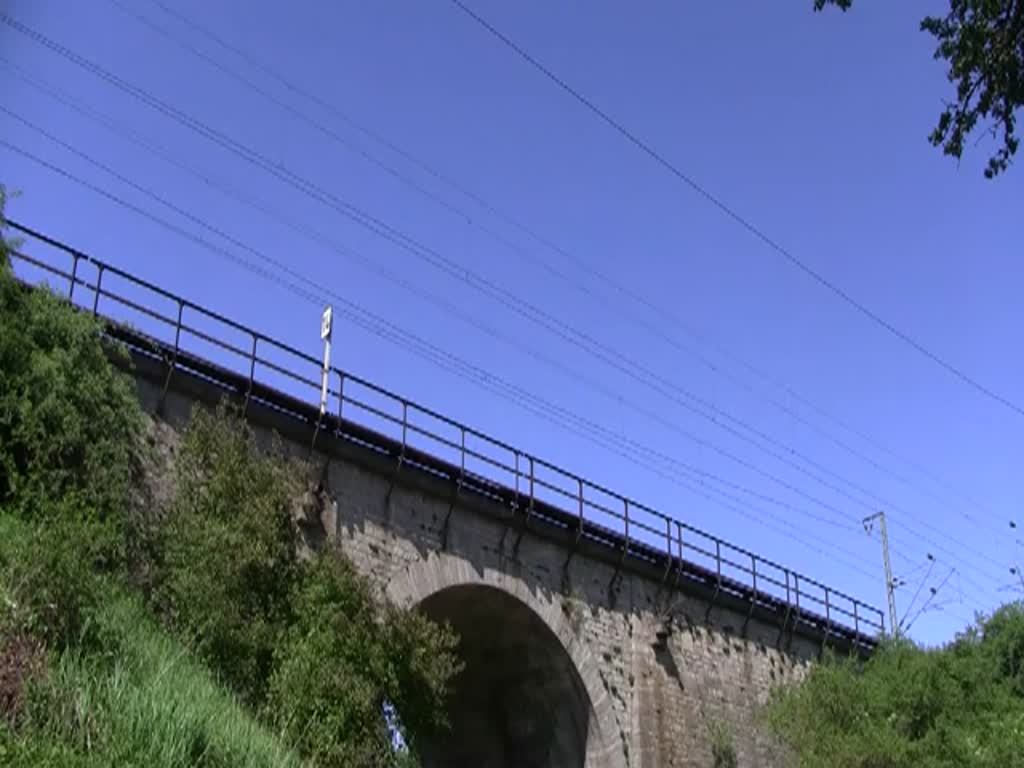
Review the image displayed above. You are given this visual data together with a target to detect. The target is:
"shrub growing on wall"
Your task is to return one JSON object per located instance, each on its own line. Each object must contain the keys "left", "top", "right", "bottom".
{"left": 767, "top": 603, "right": 1024, "bottom": 768}
{"left": 1, "top": 189, "right": 461, "bottom": 763}
{"left": 156, "top": 404, "right": 307, "bottom": 707}
{"left": 268, "top": 554, "right": 461, "bottom": 767}
{"left": 158, "top": 404, "right": 462, "bottom": 765}
{"left": 0, "top": 186, "right": 144, "bottom": 647}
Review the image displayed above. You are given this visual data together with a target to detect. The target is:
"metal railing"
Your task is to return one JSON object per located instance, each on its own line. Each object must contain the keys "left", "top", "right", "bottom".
{"left": 5, "top": 220, "right": 886, "bottom": 647}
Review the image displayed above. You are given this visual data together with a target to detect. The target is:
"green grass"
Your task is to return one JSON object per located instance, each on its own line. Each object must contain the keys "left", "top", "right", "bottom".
{"left": 1, "top": 589, "right": 306, "bottom": 768}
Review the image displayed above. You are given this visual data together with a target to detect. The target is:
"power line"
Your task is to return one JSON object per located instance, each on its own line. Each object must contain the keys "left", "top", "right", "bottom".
{"left": 98, "top": 5, "right": 915, "bottom": 518}
{"left": 2, "top": 18, "right": 1013, "bottom": 600}
{"left": 447, "top": 0, "right": 1024, "bottom": 420}
{"left": 0, "top": 15, "right": 881, "bottom": 524}
{"left": 0, "top": 138, "right": 886, "bottom": 587}
{"left": 0, "top": 105, "right": 859, "bottom": 538}
{"left": 25, "top": 77, "right": 1005, "bottom": 618}
{"left": 105, "top": 3, "right": 871, "bottom": 508}
{"left": 0, "top": 131, "right": 999, "bottom": 618}
{"left": 903, "top": 567, "right": 957, "bottom": 634}
{"left": 127, "top": 0, "right": 1017, "bottom": 536}
{"left": 899, "top": 554, "right": 935, "bottom": 630}
{"left": 6, "top": 71, "right": 1008, "bottom": 599}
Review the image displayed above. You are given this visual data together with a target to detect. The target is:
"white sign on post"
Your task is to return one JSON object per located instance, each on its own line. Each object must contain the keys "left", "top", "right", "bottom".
{"left": 319, "top": 306, "right": 333, "bottom": 415}
{"left": 320, "top": 306, "right": 333, "bottom": 341}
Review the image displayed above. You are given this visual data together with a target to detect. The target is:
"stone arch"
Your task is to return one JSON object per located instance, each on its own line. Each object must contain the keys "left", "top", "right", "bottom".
{"left": 386, "top": 553, "right": 628, "bottom": 768}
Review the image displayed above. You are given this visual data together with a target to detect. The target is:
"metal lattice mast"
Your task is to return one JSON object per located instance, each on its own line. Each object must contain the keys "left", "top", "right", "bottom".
{"left": 864, "top": 512, "right": 898, "bottom": 636}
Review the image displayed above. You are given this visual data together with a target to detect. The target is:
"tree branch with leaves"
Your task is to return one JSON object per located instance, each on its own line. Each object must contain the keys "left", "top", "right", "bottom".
{"left": 816, "top": 0, "right": 1023, "bottom": 178}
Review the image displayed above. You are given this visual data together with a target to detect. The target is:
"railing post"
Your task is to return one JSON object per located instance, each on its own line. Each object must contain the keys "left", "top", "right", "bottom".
{"left": 460, "top": 427, "right": 466, "bottom": 475}
{"left": 515, "top": 454, "right": 535, "bottom": 536}
{"left": 158, "top": 300, "right": 185, "bottom": 414}
{"left": 401, "top": 401, "right": 408, "bottom": 449}
{"left": 576, "top": 478, "right": 584, "bottom": 544}
{"left": 853, "top": 601, "right": 860, "bottom": 636}
{"left": 715, "top": 540, "right": 722, "bottom": 586}
{"left": 513, "top": 450, "right": 520, "bottom": 501}
{"left": 743, "top": 553, "right": 759, "bottom": 632}
{"left": 793, "top": 574, "right": 801, "bottom": 615}
{"left": 704, "top": 537, "right": 724, "bottom": 623}
{"left": 528, "top": 457, "right": 535, "bottom": 514}
{"left": 615, "top": 498, "right": 628, "bottom": 563}
{"left": 661, "top": 516, "right": 672, "bottom": 580}
{"left": 823, "top": 588, "right": 832, "bottom": 651}
{"left": 172, "top": 302, "right": 183, "bottom": 356}
{"left": 68, "top": 254, "right": 80, "bottom": 301}
{"left": 337, "top": 370, "right": 345, "bottom": 422}
{"left": 784, "top": 569, "right": 792, "bottom": 606}
{"left": 92, "top": 264, "right": 104, "bottom": 315}
{"left": 248, "top": 334, "right": 258, "bottom": 390}
{"left": 243, "top": 333, "right": 258, "bottom": 412}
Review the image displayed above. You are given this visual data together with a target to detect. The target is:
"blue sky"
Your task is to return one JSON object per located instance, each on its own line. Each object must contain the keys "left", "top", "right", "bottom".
{"left": 2, "top": 0, "right": 1022, "bottom": 644}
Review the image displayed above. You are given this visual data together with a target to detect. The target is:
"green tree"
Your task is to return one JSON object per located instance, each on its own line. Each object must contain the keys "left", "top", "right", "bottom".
{"left": 268, "top": 555, "right": 461, "bottom": 768}
{"left": 155, "top": 404, "right": 306, "bottom": 707}
{"left": 158, "top": 404, "right": 461, "bottom": 765}
{"left": 1, "top": 187, "right": 460, "bottom": 764}
{"left": 767, "top": 602, "right": 1024, "bottom": 767}
{"left": 0, "top": 185, "right": 12, "bottom": 270}
{"left": 816, "top": 0, "right": 1023, "bottom": 178}
{"left": 0, "top": 184, "right": 145, "bottom": 647}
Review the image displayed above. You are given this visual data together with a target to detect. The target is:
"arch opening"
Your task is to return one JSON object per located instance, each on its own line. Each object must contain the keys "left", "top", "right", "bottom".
{"left": 418, "top": 584, "right": 591, "bottom": 768}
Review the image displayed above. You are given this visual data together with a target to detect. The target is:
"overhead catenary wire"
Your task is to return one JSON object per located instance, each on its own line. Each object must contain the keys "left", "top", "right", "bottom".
{"left": 903, "top": 567, "right": 957, "bottom": 634}
{"left": 898, "top": 556, "right": 936, "bottom": 631}
{"left": 446, "top": 0, "right": 1024, "bottom": 421}
{"left": 0, "top": 139, "right": 888, "bottom": 591}
{"left": 0, "top": 14, "right": 885, "bottom": 526}
{"left": 0, "top": 16, "right": 1012, "bottom": 605}
{"left": 13, "top": 8, "right": 882, "bottom": 527}
{"left": 0, "top": 68, "right": 1010, "bottom": 606}
{"left": 124, "top": 0, "right": 1016, "bottom": 538}
{"left": 0, "top": 98, "right": 865, "bottom": 536}
{"left": 97, "top": 3, "right": 1021, "bottom": 559}
{"left": 2, "top": 19, "right": 1007, "bottom": 573}
{"left": 0, "top": 131, "right": 995, "bottom": 618}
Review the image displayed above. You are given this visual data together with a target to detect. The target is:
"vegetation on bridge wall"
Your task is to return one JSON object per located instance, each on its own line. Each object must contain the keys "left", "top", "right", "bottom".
{"left": 0, "top": 188, "right": 460, "bottom": 767}
{"left": 767, "top": 606, "right": 1024, "bottom": 767}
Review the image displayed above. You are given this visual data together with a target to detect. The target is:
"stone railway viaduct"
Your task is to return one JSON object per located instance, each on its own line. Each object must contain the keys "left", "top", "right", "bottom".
{"left": 11, "top": 222, "right": 884, "bottom": 768}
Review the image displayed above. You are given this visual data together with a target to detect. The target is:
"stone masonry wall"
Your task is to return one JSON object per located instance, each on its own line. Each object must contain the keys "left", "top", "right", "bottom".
{"left": 134, "top": 364, "right": 819, "bottom": 768}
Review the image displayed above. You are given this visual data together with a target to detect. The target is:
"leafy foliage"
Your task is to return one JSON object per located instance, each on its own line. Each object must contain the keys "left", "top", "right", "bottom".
{"left": 0, "top": 212, "right": 143, "bottom": 566}
{"left": 767, "top": 602, "right": 1024, "bottom": 768}
{"left": 0, "top": 190, "right": 459, "bottom": 765}
{"left": 0, "top": 187, "right": 144, "bottom": 648}
{"left": 0, "top": 185, "right": 12, "bottom": 271}
{"left": 816, "top": 0, "right": 1023, "bottom": 178}
{"left": 268, "top": 555, "right": 461, "bottom": 767}
{"left": 1, "top": 586, "right": 306, "bottom": 768}
{"left": 157, "top": 404, "right": 461, "bottom": 766}
{"left": 709, "top": 719, "right": 738, "bottom": 768}
{"left": 0, "top": 514, "right": 105, "bottom": 651}
{"left": 155, "top": 404, "right": 306, "bottom": 707}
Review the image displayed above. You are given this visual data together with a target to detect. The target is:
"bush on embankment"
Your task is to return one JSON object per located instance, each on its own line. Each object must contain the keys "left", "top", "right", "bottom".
{"left": 766, "top": 605, "right": 1024, "bottom": 768}
{"left": 159, "top": 404, "right": 462, "bottom": 764}
{"left": 0, "top": 187, "right": 460, "bottom": 767}
{"left": 1, "top": 571, "right": 306, "bottom": 768}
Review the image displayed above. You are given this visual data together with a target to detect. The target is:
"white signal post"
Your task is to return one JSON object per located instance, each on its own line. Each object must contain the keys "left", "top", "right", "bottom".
{"left": 319, "top": 305, "right": 333, "bottom": 416}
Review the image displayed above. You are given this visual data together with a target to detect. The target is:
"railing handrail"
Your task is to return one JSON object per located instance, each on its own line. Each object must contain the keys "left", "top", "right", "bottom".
{"left": 5, "top": 218, "right": 886, "bottom": 640}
